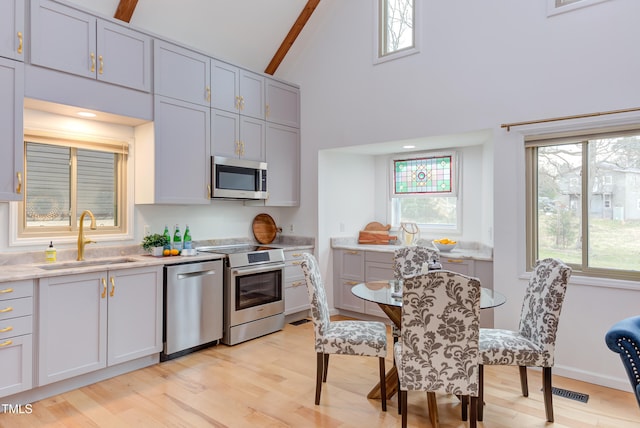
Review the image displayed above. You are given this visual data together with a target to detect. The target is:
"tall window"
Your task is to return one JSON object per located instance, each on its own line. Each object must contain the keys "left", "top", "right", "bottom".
{"left": 391, "top": 153, "right": 459, "bottom": 230}
{"left": 19, "top": 133, "right": 128, "bottom": 239}
{"left": 526, "top": 130, "right": 640, "bottom": 280}
{"left": 377, "top": 0, "right": 418, "bottom": 62}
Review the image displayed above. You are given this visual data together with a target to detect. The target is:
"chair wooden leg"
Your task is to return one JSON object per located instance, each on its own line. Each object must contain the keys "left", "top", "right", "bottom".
{"left": 543, "top": 367, "right": 554, "bottom": 422}
{"left": 400, "top": 390, "right": 408, "bottom": 428}
{"left": 461, "top": 395, "right": 469, "bottom": 421}
{"left": 379, "top": 357, "right": 387, "bottom": 411}
{"left": 519, "top": 365, "right": 529, "bottom": 397}
{"left": 323, "top": 354, "right": 329, "bottom": 382}
{"left": 397, "top": 368, "right": 402, "bottom": 414}
{"left": 478, "top": 364, "right": 484, "bottom": 421}
{"left": 315, "top": 353, "right": 323, "bottom": 405}
{"left": 469, "top": 396, "right": 478, "bottom": 428}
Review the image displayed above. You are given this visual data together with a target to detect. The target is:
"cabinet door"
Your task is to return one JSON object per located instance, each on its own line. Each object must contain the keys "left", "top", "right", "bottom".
{"left": 107, "top": 266, "right": 162, "bottom": 365}
{"left": 333, "top": 250, "right": 365, "bottom": 313}
{"left": 338, "top": 250, "right": 365, "bottom": 280}
{"left": 0, "top": 0, "right": 24, "bottom": 61}
{"left": 154, "top": 40, "right": 210, "bottom": 106}
{"left": 364, "top": 260, "right": 394, "bottom": 318}
{"left": 0, "top": 57, "right": 23, "bottom": 201}
{"left": 96, "top": 20, "right": 151, "bottom": 92}
{"left": 239, "top": 115, "right": 266, "bottom": 162}
{"left": 211, "top": 60, "right": 239, "bottom": 113}
{"left": 265, "top": 123, "right": 300, "bottom": 206}
{"left": 0, "top": 334, "right": 32, "bottom": 397}
{"left": 239, "top": 69, "right": 265, "bottom": 120}
{"left": 38, "top": 271, "right": 107, "bottom": 385}
{"left": 211, "top": 108, "right": 240, "bottom": 159}
{"left": 30, "top": 0, "right": 96, "bottom": 79}
{"left": 152, "top": 96, "right": 211, "bottom": 204}
{"left": 266, "top": 78, "right": 300, "bottom": 128}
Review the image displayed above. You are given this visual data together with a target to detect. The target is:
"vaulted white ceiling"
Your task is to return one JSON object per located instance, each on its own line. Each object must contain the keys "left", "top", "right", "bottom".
{"left": 63, "top": 0, "right": 310, "bottom": 73}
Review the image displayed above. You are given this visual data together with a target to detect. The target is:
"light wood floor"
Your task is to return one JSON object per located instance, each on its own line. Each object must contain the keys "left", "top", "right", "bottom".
{"left": 1, "top": 318, "right": 638, "bottom": 428}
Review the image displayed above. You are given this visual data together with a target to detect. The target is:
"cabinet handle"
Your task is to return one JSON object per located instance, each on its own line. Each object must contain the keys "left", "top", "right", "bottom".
{"left": 0, "top": 326, "right": 13, "bottom": 333}
{"left": 292, "top": 261, "right": 302, "bottom": 265}
{"left": 17, "top": 31, "right": 23, "bottom": 54}
{"left": 16, "top": 172, "right": 22, "bottom": 194}
{"left": 291, "top": 281, "right": 305, "bottom": 287}
{"left": 265, "top": 104, "right": 270, "bottom": 118}
{"left": 239, "top": 96, "right": 245, "bottom": 111}
{"left": 239, "top": 141, "right": 245, "bottom": 157}
{"left": 98, "top": 55, "right": 104, "bottom": 75}
{"left": 0, "top": 288, "right": 13, "bottom": 294}
{"left": 345, "top": 281, "right": 359, "bottom": 286}
{"left": 90, "top": 52, "right": 96, "bottom": 72}
{"left": 101, "top": 278, "right": 107, "bottom": 298}
{"left": 206, "top": 86, "right": 211, "bottom": 102}
{"left": 0, "top": 307, "right": 13, "bottom": 314}
{"left": 0, "top": 340, "right": 12, "bottom": 348}
{"left": 292, "top": 253, "right": 303, "bottom": 257}
{"left": 110, "top": 277, "right": 115, "bottom": 297}
{"left": 235, "top": 96, "right": 241, "bottom": 110}
{"left": 346, "top": 250, "right": 359, "bottom": 255}
{"left": 446, "top": 259, "right": 464, "bottom": 263}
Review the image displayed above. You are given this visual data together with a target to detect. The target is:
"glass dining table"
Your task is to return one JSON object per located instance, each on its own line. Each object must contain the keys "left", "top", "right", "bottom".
{"left": 350, "top": 280, "right": 507, "bottom": 407}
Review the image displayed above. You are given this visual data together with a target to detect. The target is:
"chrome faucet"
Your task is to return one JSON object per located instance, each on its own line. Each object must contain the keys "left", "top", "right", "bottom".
{"left": 77, "top": 210, "right": 97, "bottom": 261}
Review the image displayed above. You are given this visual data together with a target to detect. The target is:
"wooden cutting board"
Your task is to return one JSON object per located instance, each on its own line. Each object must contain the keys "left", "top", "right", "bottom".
{"left": 252, "top": 213, "right": 280, "bottom": 244}
{"left": 358, "top": 231, "right": 398, "bottom": 244}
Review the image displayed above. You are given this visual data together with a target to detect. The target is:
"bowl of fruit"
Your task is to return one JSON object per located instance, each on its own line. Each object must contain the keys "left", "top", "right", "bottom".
{"left": 432, "top": 238, "right": 457, "bottom": 252}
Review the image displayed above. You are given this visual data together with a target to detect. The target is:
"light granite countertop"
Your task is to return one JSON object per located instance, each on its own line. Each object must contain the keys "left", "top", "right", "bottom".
{"left": 331, "top": 237, "right": 493, "bottom": 261}
{"left": 0, "top": 236, "right": 315, "bottom": 283}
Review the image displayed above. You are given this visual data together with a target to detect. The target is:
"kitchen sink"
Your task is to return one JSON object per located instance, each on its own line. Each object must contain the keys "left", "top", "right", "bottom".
{"left": 37, "top": 257, "right": 140, "bottom": 271}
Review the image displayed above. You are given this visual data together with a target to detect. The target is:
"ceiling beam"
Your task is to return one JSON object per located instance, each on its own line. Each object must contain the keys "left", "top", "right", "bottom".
{"left": 114, "top": 0, "right": 138, "bottom": 23}
{"left": 265, "top": 0, "right": 320, "bottom": 75}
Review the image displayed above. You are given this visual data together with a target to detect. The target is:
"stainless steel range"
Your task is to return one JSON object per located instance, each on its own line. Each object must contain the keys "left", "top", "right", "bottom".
{"left": 197, "top": 244, "right": 285, "bottom": 345}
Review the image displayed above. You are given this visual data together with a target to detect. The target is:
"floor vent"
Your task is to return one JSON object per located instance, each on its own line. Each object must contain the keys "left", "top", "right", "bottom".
{"left": 551, "top": 387, "right": 589, "bottom": 403}
{"left": 290, "top": 319, "right": 311, "bottom": 326}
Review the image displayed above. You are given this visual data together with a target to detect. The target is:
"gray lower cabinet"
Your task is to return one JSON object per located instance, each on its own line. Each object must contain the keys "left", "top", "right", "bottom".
{"left": 284, "top": 249, "right": 313, "bottom": 315}
{"left": 0, "top": 280, "right": 33, "bottom": 398}
{"left": 38, "top": 266, "right": 163, "bottom": 386}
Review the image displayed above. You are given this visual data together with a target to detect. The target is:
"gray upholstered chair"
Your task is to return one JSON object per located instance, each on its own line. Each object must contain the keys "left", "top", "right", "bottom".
{"left": 395, "top": 270, "right": 481, "bottom": 428}
{"left": 478, "top": 258, "right": 571, "bottom": 422}
{"left": 605, "top": 315, "right": 640, "bottom": 409}
{"left": 393, "top": 245, "right": 440, "bottom": 279}
{"left": 300, "top": 253, "right": 388, "bottom": 411}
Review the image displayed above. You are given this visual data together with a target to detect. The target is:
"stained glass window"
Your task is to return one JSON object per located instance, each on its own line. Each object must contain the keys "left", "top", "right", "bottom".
{"left": 394, "top": 156, "right": 452, "bottom": 195}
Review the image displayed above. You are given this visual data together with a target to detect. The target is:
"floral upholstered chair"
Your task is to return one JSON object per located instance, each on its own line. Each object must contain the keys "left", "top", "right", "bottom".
{"left": 395, "top": 270, "right": 481, "bottom": 428}
{"left": 605, "top": 315, "right": 640, "bottom": 410}
{"left": 478, "top": 258, "right": 571, "bottom": 422}
{"left": 300, "top": 253, "right": 388, "bottom": 411}
{"left": 393, "top": 245, "right": 440, "bottom": 280}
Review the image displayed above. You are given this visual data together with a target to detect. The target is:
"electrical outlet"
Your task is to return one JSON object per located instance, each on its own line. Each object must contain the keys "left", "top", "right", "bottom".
{"left": 144, "top": 224, "right": 150, "bottom": 236}
{"left": 289, "top": 224, "right": 295, "bottom": 233}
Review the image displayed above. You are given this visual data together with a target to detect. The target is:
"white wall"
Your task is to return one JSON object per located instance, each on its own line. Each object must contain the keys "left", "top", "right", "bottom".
{"left": 277, "top": 0, "right": 640, "bottom": 391}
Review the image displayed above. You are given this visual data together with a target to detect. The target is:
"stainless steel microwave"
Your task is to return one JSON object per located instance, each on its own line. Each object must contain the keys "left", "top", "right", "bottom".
{"left": 211, "top": 156, "right": 268, "bottom": 200}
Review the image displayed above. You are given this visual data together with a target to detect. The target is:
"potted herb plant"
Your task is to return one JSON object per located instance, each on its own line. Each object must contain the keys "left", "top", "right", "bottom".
{"left": 142, "top": 233, "right": 169, "bottom": 257}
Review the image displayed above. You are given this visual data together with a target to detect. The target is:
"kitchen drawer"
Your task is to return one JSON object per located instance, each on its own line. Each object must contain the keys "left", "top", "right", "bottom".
{"left": 0, "top": 315, "right": 32, "bottom": 340}
{"left": 365, "top": 251, "right": 394, "bottom": 264}
{"left": 0, "top": 280, "right": 34, "bottom": 300}
{"left": 284, "top": 249, "right": 312, "bottom": 262}
{"left": 0, "top": 297, "right": 33, "bottom": 321}
{"left": 284, "top": 279, "right": 309, "bottom": 315}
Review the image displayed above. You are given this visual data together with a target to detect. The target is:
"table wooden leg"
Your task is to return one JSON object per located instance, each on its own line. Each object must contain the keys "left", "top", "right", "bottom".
{"left": 367, "top": 365, "right": 398, "bottom": 400}
{"left": 427, "top": 391, "right": 439, "bottom": 428}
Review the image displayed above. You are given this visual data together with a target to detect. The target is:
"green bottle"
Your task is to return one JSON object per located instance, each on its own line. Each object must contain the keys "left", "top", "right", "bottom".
{"left": 183, "top": 225, "right": 192, "bottom": 249}
{"left": 173, "top": 224, "right": 183, "bottom": 252}
{"left": 163, "top": 225, "right": 171, "bottom": 250}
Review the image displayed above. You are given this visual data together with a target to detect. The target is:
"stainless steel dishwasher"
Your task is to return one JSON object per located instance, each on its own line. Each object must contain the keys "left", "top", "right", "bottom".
{"left": 161, "top": 259, "right": 223, "bottom": 360}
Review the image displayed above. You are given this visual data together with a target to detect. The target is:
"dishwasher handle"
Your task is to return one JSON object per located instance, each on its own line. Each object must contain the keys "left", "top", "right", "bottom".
{"left": 177, "top": 269, "right": 217, "bottom": 280}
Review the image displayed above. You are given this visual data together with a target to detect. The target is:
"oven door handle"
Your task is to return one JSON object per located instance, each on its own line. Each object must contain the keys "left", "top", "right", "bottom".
{"left": 231, "top": 263, "right": 285, "bottom": 276}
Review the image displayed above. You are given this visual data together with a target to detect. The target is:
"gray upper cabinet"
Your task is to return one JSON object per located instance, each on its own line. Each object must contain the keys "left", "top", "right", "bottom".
{"left": 154, "top": 40, "right": 210, "bottom": 106}
{"left": 0, "top": 57, "right": 24, "bottom": 202}
{"left": 265, "top": 122, "right": 300, "bottom": 206}
{"left": 266, "top": 78, "right": 300, "bottom": 128}
{"left": 30, "top": 0, "right": 151, "bottom": 92}
{"left": 212, "top": 60, "right": 265, "bottom": 120}
{"left": 0, "top": 0, "right": 25, "bottom": 61}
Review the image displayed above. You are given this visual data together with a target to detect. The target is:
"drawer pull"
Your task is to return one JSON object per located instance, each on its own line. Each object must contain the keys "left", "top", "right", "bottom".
{"left": 0, "top": 288, "right": 14, "bottom": 294}
{"left": 291, "top": 281, "right": 305, "bottom": 287}
{"left": 292, "top": 261, "right": 302, "bottom": 265}
{"left": 0, "top": 340, "right": 12, "bottom": 347}
{"left": 446, "top": 259, "right": 464, "bottom": 263}
{"left": 0, "top": 307, "right": 13, "bottom": 313}
{"left": 292, "top": 253, "right": 303, "bottom": 257}
{"left": 345, "top": 281, "right": 359, "bottom": 286}
{"left": 0, "top": 326, "right": 13, "bottom": 333}
{"left": 346, "top": 250, "right": 359, "bottom": 255}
